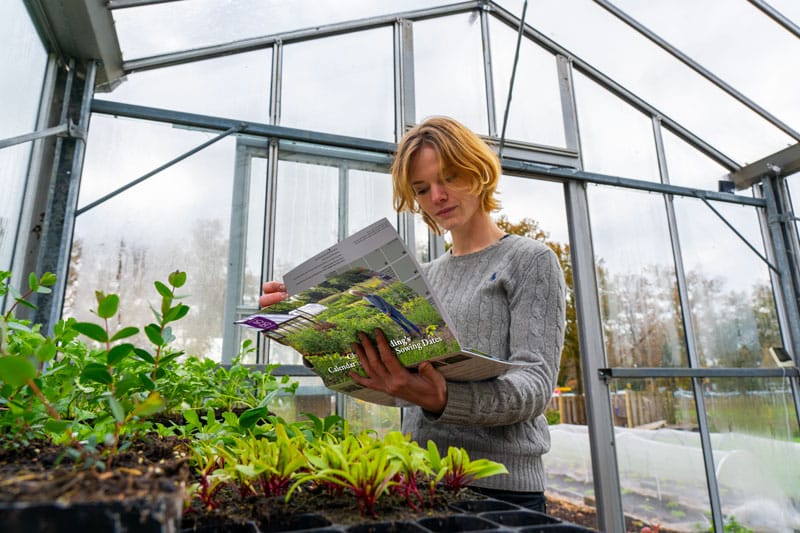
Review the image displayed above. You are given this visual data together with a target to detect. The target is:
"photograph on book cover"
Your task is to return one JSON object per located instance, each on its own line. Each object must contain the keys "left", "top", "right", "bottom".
{"left": 241, "top": 251, "right": 464, "bottom": 387}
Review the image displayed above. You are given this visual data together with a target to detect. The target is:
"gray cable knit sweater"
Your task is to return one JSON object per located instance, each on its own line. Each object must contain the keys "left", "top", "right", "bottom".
{"left": 402, "top": 234, "right": 566, "bottom": 492}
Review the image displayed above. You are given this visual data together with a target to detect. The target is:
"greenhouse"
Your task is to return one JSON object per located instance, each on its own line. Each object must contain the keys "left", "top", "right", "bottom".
{"left": 1, "top": 0, "right": 799, "bottom": 531}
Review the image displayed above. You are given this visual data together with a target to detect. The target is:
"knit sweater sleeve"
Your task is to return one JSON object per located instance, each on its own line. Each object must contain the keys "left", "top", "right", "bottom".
{"left": 432, "top": 240, "right": 566, "bottom": 427}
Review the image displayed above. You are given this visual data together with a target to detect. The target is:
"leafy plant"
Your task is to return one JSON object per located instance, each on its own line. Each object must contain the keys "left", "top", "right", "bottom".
{"left": 425, "top": 441, "right": 509, "bottom": 493}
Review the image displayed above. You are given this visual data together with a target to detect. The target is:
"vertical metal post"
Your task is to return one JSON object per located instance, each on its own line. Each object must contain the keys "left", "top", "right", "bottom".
{"left": 394, "top": 19, "right": 417, "bottom": 249}
{"left": 259, "top": 43, "right": 283, "bottom": 364}
{"left": 564, "top": 181, "right": 625, "bottom": 533}
{"left": 221, "top": 143, "right": 251, "bottom": 363}
{"left": 558, "top": 52, "right": 624, "bottom": 533}
{"left": 480, "top": 4, "right": 497, "bottom": 137}
{"left": 338, "top": 162, "right": 349, "bottom": 242}
{"left": 654, "top": 117, "right": 725, "bottom": 532}
{"left": 33, "top": 60, "right": 96, "bottom": 333}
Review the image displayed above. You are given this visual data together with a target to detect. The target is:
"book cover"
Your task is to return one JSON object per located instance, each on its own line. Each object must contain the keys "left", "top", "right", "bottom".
{"left": 237, "top": 218, "right": 524, "bottom": 406}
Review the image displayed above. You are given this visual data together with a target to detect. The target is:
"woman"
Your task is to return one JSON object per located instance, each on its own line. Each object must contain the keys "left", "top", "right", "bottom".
{"left": 260, "top": 116, "right": 565, "bottom": 512}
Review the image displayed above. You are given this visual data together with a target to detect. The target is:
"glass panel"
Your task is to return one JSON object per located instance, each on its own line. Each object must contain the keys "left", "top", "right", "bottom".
{"left": 661, "top": 127, "right": 730, "bottom": 190}
{"left": 244, "top": 155, "right": 268, "bottom": 307}
{"left": 607, "top": 378, "right": 709, "bottom": 531}
{"left": 705, "top": 377, "right": 800, "bottom": 532}
{"left": 546, "top": 424, "right": 597, "bottom": 530}
{"left": 66, "top": 116, "right": 236, "bottom": 361}
{"left": 103, "top": 50, "right": 271, "bottom": 124}
{"left": 528, "top": 0, "right": 793, "bottom": 164}
{"left": 347, "top": 169, "right": 395, "bottom": 235}
{"left": 271, "top": 160, "right": 339, "bottom": 279}
{"left": 113, "top": 0, "right": 442, "bottom": 60}
{"left": 609, "top": 0, "right": 800, "bottom": 139}
{"left": 342, "top": 397, "right": 401, "bottom": 438}
{"left": 489, "top": 18, "right": 566, "bottom": 147}
{"left": 588, "top": 186, "right": 688, "bottom": 367}
{"left": 414, "top": 214, "right": 431, "bottom": 263}
{"left": 0, "top": 0, "right": 47, "bottom": 272}
{"left": 414, "top": 13, "right": 489, "bottom": 135}
{"left": 674, "top": 198, "right": 780, "bottom": 367}
{"left": 267, "top": 158, "right": 339, "bottom": 365}
{"left": 268, "top": 376, "right": 335, "bottom": 423}
{"left": 281, "top": 28, "right": 394, "bottom": 141}
{"left": 573, "top": 73, "right": 661, "bottom": 182}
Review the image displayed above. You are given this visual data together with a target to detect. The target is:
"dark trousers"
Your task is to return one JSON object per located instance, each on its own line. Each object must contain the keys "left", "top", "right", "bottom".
{"left": 470, "top": 487, "right": 547, "bottom": 514}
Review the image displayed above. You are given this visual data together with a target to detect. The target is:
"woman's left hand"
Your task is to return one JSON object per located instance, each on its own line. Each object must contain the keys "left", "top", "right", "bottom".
{"left": 349, "top": 328, "right": 448, "bottom": 414}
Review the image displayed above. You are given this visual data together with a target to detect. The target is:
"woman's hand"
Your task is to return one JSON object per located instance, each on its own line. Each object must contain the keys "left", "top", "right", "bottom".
{"left": 349, "top": 328, "right": 448, "bottom": 414}
{"left": 259, "top": 281, "right": 289, "bottom": 308}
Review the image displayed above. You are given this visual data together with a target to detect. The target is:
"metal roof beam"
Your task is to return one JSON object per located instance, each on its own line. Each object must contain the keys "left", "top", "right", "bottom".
{"left": 729, "top": 143, "right": 800, "bottom": 189}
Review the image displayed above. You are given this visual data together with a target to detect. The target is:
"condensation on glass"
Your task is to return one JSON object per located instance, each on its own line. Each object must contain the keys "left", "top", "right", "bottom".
{"left": 67, "top": 115, "right": 236, "bottom": 361}
{"left": 588, "top": 185, "right": 688, "bottom": 368}
{"left": 673, "top": 198, "right": 780, "bottom": 368}
{"left": 0, "top": 0, "right": 47, "bottom": 272}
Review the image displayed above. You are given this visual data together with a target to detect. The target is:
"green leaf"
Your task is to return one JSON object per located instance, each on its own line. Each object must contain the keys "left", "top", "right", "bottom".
{"left": 0, "top": 356, "right": 36, "bottom": 387}
{"left": 40, "top": 272, "right": 57, "bottom": 287}
{"left": 168, "top": 271, "right": 187, "bottom": 288}
{"left": 81, "top": 363, "right": 112, "bottom": 385}
{"left": 132, "top": 392, "right": 165, "bottom": 417}
{"left": 14, "top": 299, "right": 37, "bottom": 311}
{"left": 159, "top": 351, "right": 184, "bottom": 366}
{"left": 73, "top": 322, "right": 108, "bottom": 343}
{"left": 35, "top": 339, "right": 57, "bottom": 363}
{"left": 138, "top": 372, "right": 155, "bottom": 391}
{"left": 154, "top": 281, "right": 173, "bottom": 299}
{"left": 144, "top": 324, "right": 164, "bottom": 346}
{"left": 239, "top": 407, "right": 269, "bottom": 428}
{"left": 110, "top": 326, "right": 139, "bottom": 342}
{"left": 44, "top": 419, "right": 70, "bottom": 433}
{"left": 115, "top": 376, "right": 140, "bottom": 397}
{"left": 97, "top": 293, "right": 119, "bottom": 319}
{"left": 164, "top": 304, "right": 190, "bottom": 323}
{"left": 132, "top": 348, "right": 155, "bottom": 364}
{"left": 107, "top": 396, "right": 125, "bottom": 423}
{"left": 28, "top": 272, "right": 38, "bottom": 291}
{"left": 107, "top": 343, "right": 133, "bottom": 366}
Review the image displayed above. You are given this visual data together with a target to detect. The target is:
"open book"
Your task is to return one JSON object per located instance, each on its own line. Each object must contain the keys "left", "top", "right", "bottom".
{"left": 236, "top": 218, "right": 525, "bottom": 406}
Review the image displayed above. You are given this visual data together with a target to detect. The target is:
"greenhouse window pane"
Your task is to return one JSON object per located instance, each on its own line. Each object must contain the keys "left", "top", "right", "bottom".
{"left": 609, "top": 0, "right": 800, "bottom": 140}
{"left": 67, "top": 116, "right": 236, "bottom": 361}
{"left": 545, "top": 424, "right": 597, "bottom": 530}
{"left": 347, "top": 169, "right": 395, "bottom": 235}
{"left": 673, "top": 198, "right": 780, "bottom": 368}
{"left": 414, "top": 13, "right": 489, "bottom": 135}
{"left": 281, "top": 28, "right": 394, "bottom": 141}
{"left": 588, "top": 186, "right": 688, "bottom": 368}
{"left": 661, "top": 127, "right": 730, "bottom": 190}
{"left": 0, "top": 0, "right": 47, "bottom": 272}
{"left": 112, "top": 0, "right": 442, "bottom": 60}
{"left": 704, "top": 377, "right": 799, "bottom": 532}
{"left": 573, "top": 73, "right": 661, "bottom": 182}
{"left": 104, "top": 50, "right": 271, "bottom": 124}
{"left": 607, "top": 378, "right": 710, "bottom": 532}
{"left": 528, "top": 0, "right": 793, "bottom": 164}
{"left": 489, "top": 17, "right": 566, "bottom": 148}
{"left": 342, "top": 397, "right": 401, "bottom": 438}
{"left": 267, "top": 159, "right": 339, "bottom": 366}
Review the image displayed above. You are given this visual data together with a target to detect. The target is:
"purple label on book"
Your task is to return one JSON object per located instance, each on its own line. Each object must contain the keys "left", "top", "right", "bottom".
{"left": 241, "top": 316, "right": 278, "bottom": 330}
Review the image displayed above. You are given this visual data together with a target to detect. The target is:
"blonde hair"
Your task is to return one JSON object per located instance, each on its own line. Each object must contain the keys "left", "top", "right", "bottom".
{"left": 391, "top": 116, "right": 501, "bottom": 234}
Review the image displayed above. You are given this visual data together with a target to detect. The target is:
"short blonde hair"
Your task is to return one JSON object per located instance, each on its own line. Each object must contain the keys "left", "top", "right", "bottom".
{"left": 391, "top": 116, "right": 501, "bottom": 234}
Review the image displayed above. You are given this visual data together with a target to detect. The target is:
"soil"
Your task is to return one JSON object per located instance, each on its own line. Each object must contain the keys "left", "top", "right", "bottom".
{"left": 0, "top": 434, "right": 664, "bottom": 532}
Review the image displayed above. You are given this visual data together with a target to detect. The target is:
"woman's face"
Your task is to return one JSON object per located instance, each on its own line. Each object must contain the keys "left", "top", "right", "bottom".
{"left": 409, "top": 145, "right": 482, "bottom": 233}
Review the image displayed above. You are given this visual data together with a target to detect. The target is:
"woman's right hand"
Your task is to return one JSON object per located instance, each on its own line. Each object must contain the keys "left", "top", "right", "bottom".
{"left": 258, "top": 281, "right": 289, "bottom": 308}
